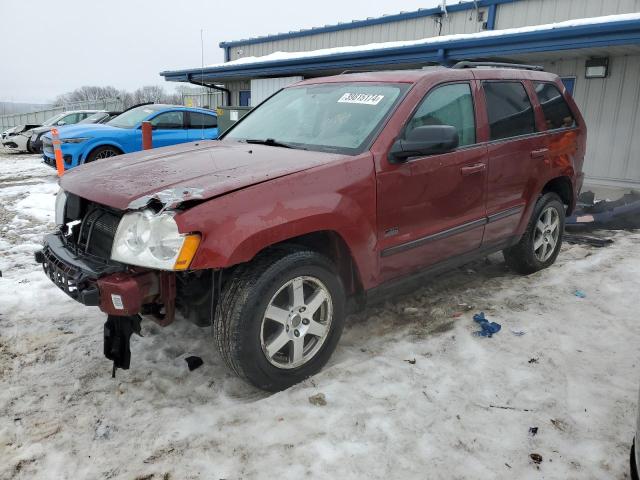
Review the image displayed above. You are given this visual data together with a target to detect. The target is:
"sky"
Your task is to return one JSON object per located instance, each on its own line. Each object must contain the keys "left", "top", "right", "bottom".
{"left": 0, "top": 0, "right": 442, "bottom": 103}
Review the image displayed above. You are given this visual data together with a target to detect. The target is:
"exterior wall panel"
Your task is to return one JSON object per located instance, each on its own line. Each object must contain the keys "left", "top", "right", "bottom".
{"left": 495, "top": 0, "right": 640, "bottom": 29}
{"left": 228, "top": 9, "right": 487, "bottom": 61}
{"left": 542, "top": 55, "right": 640, "bottom": 184}
{"left": 250, "top": 76, "right": 303, "bottom": 106}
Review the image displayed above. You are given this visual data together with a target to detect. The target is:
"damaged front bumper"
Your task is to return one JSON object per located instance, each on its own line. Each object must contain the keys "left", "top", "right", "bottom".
{"left": 35, "top": 232, "right": 176, "bottom": 324}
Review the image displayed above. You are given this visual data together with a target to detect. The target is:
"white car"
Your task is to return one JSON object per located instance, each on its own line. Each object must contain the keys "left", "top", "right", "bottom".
{"left": 1, "top": 124, "right": 36, "bottom": 152}
{"left": 2, "top": 111, "right": 98, "bottom": 153}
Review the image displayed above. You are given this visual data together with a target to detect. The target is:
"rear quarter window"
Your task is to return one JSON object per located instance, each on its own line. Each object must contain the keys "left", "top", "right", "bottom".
{"left": 483, "top": 81, "right": 536, "bottom": 141}
{"left": 534, "top": 82, "right": 576, "bottom": 130}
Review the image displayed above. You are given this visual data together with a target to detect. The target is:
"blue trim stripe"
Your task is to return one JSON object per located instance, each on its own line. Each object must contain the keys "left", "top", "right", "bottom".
{"left": 219, "top": 0, "right": 521, "bottom": 49}
{"left": 161, "top": 17, "right": 640, "bottom": 82}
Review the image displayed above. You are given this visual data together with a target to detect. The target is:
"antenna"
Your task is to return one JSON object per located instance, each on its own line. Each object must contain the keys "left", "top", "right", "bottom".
{"left": 200, "top": 28, "right": 205, "bottom": 140}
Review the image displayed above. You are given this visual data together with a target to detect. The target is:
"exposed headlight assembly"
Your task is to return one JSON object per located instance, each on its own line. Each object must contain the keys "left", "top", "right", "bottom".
{"left": 111, "top": 209, "right": 200, "bottom": 270}
{"left": 61, "top": 137, "right": 89, "bottom": 144}
{"left": 55, "top": 189, "right": 67, "bottom": 226}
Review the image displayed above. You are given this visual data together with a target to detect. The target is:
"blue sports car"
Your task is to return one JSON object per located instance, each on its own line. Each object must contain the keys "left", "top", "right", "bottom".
{"left": 42, "top": 104, "right": 218, "bottom": 170}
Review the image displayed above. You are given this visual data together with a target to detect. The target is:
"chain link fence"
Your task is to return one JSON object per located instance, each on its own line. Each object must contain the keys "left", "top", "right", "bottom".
{"left": 0, "top": 98, "right": 125, "bottom": 131}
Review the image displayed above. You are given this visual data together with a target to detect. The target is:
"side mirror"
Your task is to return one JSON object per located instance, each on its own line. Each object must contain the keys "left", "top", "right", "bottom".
{"left": 389, "top": 125, "right": 459, "bottom": 163}
{"left": 57, "top": 121, "right": 66, "bottom": 126}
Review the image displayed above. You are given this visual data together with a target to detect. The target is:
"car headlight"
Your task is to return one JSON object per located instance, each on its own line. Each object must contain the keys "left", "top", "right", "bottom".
{"left": 55, "top": 189, "right": 67, "bottom": 226}
{"left": 111, "top": 209, "right": 200, "bottom": 270}
{"left": 61, "top": 137, "right": 89, "bottom": 144}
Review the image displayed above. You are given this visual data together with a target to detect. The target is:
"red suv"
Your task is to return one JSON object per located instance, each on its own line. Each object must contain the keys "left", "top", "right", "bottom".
{"left": 37, "top": 63, "right": 586, "bottom": 391}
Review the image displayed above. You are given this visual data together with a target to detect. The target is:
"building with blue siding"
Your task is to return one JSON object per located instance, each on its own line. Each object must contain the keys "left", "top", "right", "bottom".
{"left": 161, "top": 0, "right": 640, "bottom": 186}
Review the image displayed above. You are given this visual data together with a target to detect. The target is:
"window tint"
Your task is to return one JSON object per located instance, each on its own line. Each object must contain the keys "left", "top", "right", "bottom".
{"left": 407, "top": 83, "right": 476, "bottom": 147}
{"left": 190, "top": 112, "right": 217, "bottom": 128}
{"left": 483, "top": 82, "right": 536, "bottom": 140}
{"left": 150, "top": 111, "right": 184, "bottom": 129}
{"left": 61, "top": 113, "right": 80, "bottom": 124}
{"left": 534, "top": 82, "right": 576, "bottom": 130}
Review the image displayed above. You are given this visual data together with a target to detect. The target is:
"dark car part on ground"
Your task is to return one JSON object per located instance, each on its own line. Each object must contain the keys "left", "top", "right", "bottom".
{"left": 563, "top": 233, "right": 614, "bottom": 248}
{"left": 566, "top": 190, "right": 640, "bottom": 231}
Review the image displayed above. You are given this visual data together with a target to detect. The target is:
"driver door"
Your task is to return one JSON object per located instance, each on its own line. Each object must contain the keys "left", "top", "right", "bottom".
{"left": 149, "top": 111, "right": 187, "bottom": 148}
{"left": 377, "top": 81, "right": 488, "bottom": 283}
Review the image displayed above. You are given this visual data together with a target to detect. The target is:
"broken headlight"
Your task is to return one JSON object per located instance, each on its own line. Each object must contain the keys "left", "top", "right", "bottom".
{"left": 111, "top": 210, "right": 200, "bottom": 270}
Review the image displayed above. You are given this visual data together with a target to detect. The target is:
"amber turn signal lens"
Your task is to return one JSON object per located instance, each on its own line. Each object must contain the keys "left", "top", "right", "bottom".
{"left": 173, "top": 234, "right": 201, "bottom": 270}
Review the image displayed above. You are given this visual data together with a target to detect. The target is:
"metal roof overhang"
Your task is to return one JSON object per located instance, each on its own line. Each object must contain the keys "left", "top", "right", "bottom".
{"left": 161, "top": 17, "right": 640, "bottom": 83}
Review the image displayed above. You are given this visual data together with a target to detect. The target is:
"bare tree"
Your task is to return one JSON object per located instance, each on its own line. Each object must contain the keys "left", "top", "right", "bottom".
{"left": 53, "top": 85, "right": 182, "bottom": 110}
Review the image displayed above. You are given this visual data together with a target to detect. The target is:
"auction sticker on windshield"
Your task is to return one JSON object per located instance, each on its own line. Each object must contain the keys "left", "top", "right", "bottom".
{"left": 338, "top": 93, "right": 385, "bottom": 105}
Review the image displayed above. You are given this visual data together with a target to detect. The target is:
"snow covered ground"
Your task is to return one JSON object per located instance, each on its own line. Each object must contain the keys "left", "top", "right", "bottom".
{"left": 0, "top": 151, "right": 638, "bottom": 480}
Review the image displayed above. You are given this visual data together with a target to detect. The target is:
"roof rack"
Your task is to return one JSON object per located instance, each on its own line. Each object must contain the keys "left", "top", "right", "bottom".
{"left": 451, "top": 61, "right": 544, "bottom": 71}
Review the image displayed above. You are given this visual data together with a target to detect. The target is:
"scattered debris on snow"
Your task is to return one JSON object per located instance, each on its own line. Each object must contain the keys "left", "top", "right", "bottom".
{"left": 0, "top": 153, "right": 639, "bottom": 479}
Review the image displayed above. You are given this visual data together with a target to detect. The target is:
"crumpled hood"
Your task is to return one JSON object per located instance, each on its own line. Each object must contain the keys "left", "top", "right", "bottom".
{"left": 59, "top": 140, "right": 346, "bottom": 210}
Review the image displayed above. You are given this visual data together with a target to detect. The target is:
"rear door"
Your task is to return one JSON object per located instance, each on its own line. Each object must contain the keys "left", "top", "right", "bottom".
{"left": 480, "top": 80, "right": 547, "bottom": 245}
{"left": 377, "top": 81, "right": 488, "bottom": 282}
{"left": 149, "top": 111, "right": 188, "bottom": 148}
{"left": 187, "top": 111, "right": 219, "bottom": 141}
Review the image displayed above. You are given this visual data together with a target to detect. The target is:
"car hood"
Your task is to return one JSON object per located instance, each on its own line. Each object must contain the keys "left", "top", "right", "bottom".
{"left": 59, "top": 140, "right": 347, "bottom": 210}
{"left": 42, "top": 123, "right": 123, "bottom": 139}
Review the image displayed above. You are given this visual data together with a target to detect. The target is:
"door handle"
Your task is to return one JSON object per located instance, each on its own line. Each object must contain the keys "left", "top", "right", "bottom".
{"left": 460, "top": 163, "right": 486, "bottom": 176}
{"left": 531, "top": 148, "right": 549, "bottom": 159}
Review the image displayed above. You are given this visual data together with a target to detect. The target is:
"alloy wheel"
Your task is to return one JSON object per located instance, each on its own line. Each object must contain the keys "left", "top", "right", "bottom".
{"left": 533, "top": 206, "right": 560, "bottom": 262}
{"left": 260, "top": 276, "right": 333, "bottom": 369}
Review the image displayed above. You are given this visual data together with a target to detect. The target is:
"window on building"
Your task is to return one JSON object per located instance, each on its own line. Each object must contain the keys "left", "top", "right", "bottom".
{"left": 561, "top": 77, "right": 576, "bottom": 96}
{"left": 483, "top": 81, "right": 536, "bottom": 140}
{"left": 189, "top": 112, "right": 217, "bottom": 128}
{"left": 150, "top": 111, "right": 184, "bottom": 129}
{"left": 534, "top": 82, "right": 576, "bottom": 130}
{"left": 239, "top": 91, "right": 251, "bottom": 107}
{"left": 407, "top": 83, "right": 476, "bottom": 147}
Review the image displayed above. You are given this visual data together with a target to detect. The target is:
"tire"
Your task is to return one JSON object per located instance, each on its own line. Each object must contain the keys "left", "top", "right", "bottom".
{"left": 85, "top": 145, "right": 121, "bottom": 163}
{"left": 503, "top": 192, "right": 565, "bottom": 274}
{"left": 214, "top": 246, "right": 346, "bottom": 391}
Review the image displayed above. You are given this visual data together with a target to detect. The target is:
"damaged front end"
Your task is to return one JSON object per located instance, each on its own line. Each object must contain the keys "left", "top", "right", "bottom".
{"left": 36, "top": 189, "right": 205, "bottom": 375}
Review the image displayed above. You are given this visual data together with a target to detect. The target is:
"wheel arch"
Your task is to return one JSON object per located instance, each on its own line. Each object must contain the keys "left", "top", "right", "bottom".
{"left": 541, "top": 175, "right": 575, "bottom": 215}
{"left": 260, "top": 230, "right": 364, "bottom": 297}
{"left": 81, "top": 142, "right": 125, "bottom": 164}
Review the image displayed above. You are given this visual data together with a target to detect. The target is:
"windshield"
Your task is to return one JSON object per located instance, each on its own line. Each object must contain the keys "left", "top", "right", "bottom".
{"left": 107, "top": 105, "right": 163, "bottom": 129}
{"left": 41, "top": 113, "right": 66, "bottom": 127}
{"left": 225, "top": 83, "right": 408, "bottom": 154}
{"left": 79, "top": 112, "right": 107, "bottom": 124}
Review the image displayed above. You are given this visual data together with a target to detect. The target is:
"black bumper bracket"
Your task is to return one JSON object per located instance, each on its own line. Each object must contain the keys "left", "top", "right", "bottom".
{"left": 104, "top": 315, "right": 142, "bottom": 378}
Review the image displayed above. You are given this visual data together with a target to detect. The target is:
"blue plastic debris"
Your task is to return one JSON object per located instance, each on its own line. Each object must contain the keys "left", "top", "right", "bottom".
{"left": 473, "top": 312, "right": 501, "bottom": 337}
{"left": 574, "top": 290, "right": 586, "bottom": 298}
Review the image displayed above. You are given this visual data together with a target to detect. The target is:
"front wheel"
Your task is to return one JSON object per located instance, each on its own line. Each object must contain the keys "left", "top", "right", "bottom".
{"left": 85, "top": 145, "right": 121, "bottom": 163}
{"left": 503, "top": 192, "right": 565, "bottom": 274}
{"left": 214, "top": 247, "right": 346, "bottom": 391}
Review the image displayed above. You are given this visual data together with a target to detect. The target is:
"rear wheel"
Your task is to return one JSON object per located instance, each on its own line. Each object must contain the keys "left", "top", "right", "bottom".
{"left": 503, "top": 192, "right": 565, "bottom": 274}
{"left": 214, "top": 247, "right": 346, "bottom": 391}
{"left": 85, "top": 145, "right": 121, "bottom": 163}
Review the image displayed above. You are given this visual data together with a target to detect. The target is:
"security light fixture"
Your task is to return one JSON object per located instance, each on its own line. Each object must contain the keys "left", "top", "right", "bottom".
{"left": 585, "top": 57, "right": 609, "bottom": 79}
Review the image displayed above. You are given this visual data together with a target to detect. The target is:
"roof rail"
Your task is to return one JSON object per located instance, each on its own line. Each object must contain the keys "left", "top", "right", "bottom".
{"left": 451, "top": 61, "right": 544, "bottom": 71}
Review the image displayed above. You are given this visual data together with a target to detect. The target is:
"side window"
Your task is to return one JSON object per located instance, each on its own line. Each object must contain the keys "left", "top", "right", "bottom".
{"left": 150, "top": 111, "right": 184, "bottom": 129}
{"left": 190, "top": 112, "right": 217, "bottom": 128}
{"left": 534, "top": 82, "right": 576, "bottom": 130}
{"left": 60, "top": 113, "right": 79, "bottom": 124}
{"left": 483, "top": 82, "right": 536, "bottom": 140}
{"left": 407, "top": 83, "right": 476, "bottom": 147}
